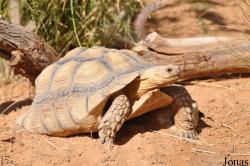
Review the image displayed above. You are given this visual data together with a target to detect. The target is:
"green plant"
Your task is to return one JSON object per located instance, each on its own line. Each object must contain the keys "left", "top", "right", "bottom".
{"left": 0, "top": 0, "right": 9, "bottom": 20}
{"left": 19, "top": 0, "right": 141, "bottom": 55}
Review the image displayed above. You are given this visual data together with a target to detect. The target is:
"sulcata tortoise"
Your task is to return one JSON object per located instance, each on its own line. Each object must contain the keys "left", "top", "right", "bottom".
{"left": 17, "top": 47, "right": 198, "bottom": 145}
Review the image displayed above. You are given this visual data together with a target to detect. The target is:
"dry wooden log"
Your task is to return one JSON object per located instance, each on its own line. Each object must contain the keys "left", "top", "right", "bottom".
{"left": 136, "top": 32, "right": 231, "bottom": 54}
{"left": 0, "top": 21, "right": 249, "bottom": 84}
{"left": 0, "top": 19, "right": 59, "bottom": 84}
{"left": 135, "top": 32, "right": 250, "bottom": 81}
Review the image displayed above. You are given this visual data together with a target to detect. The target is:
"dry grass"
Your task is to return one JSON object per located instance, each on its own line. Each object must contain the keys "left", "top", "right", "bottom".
{"left": 0, "top": 59, "right": 20, "bottom": 83}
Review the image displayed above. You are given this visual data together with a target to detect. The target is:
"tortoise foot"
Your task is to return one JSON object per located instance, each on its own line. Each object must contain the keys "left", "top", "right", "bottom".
{"left": 161, "top": 85, "right": 199, "bottom": 140}
{"left": 171, "top": 126, "right": 198, "bottom": 139}
{"left": 98, "top": 95, "right": 131, "bottom": 145}
{"left": 171, "top": 104, "right": 199, "bottom": 140}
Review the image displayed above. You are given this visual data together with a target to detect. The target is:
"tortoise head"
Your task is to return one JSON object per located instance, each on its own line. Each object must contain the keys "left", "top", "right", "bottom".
{"left": 141, "top": 64, "right": 180, "bottom": 86}
{"left": 133, "top": 64, "right": 180, "bottom": 98}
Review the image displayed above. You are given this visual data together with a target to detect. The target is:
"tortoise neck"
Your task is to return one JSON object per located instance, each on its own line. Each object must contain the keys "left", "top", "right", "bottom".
{"left": 125, "top": 77, "right": 158, "bottom": 100}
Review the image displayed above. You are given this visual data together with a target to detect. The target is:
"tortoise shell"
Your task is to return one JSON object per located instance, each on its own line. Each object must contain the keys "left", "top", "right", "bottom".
{"left": 17, "top": 47, "right": 153, "bottom": 135}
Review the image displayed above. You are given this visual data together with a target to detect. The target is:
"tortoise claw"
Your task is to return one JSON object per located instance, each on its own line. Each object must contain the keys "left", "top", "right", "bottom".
{"left": 98, "top": 128, "right": 114, "bottom": 144}
{"left": 171, "top": 126, "right": 198, "bottom": 140}
{"left": 98, "top": 129, "right": 114, "bottom": 150}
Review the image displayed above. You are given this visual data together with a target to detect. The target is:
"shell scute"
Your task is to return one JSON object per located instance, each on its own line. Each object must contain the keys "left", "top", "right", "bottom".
{"left": 77, "top": 47, "right": 107, "bottom": 59}
{"left": 58, "top": 47, "right": 87, "bottom": 63}
{"left": 50, "top": 60, "right": 78, "bottom": 92}
{"left": 73, "top": 60, "right": 110, "bottom": 87}
{"left": 87, "top": 90, "right": 107, "bottom": 113}
{"left": 40, "top": 102, "right": 63, "bottom": 133}
{"left": 101, "top": 72, "right": 139, "bottom": 96}
{"left": 67, "top": 95, "right": 88, "bottom": 123}
{"left": 35, "top": 63, "right": 58, "bottom": 95}
{"left": 52, "top": 99, "right": 79, "bottom": 130}
{"left": 104, "top": 51, "right": 136, "bottom": 71}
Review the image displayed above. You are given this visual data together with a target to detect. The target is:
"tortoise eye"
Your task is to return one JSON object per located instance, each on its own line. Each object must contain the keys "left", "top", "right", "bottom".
{"left": 166, "top": 68, "right": 172, "bottom": 72}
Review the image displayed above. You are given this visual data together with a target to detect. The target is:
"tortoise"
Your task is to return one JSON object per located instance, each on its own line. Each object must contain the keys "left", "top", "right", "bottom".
{"left": 16, "top": 47, "right": 198, "bottom": 145}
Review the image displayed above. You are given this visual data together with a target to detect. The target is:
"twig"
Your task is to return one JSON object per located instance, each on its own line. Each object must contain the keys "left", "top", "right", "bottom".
{"left": 0, "top": 125, "right": 37, "bottom": 142}
{"left": 45, "top": 138, "right": 69, "bottom": 150}
{"left": 0, "top": 135, "right": 15, "bottom": 143}
{"left": 192, "top": 82, "right": 238, "bottom": 91}
{"left": 16, "top": 125, "right": 41, "bottom": 133}
{"left": 197, "top": 136, "right": 214, "bottom": 147}
{"left": 0, "top": 101, "right": 19, "bottom": 115}
{"left": 150, "top": 130, "right": 200, "bottom": 145}
{"left": 134, "top": 0, "right": 162, "bottom": 39}
{"left": 231, "top": 153, "right": 250, "bottom": 156}
{"left": 221, "top": 122, "right": 244, "bottom": 138}
{"left": 192, "top": 148, "right": 215, "bottom": 154}
{"left": 70, "top": 0, "right": 82, "bottom": 47}
{"left": 0, "top": 128, "right": 16, "bottom": 143}
{"left": 45, "top": 138, "right": 60, "bottom": 150}
{"left": 137, "top": 0, "right": 144, "bottom": 7}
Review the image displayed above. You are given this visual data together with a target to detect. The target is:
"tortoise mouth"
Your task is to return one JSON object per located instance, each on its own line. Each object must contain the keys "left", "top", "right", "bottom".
{"left": 160, "top": 75, "right": 179, "bottom": 87}
{"left": 135, "top": 74, "right": 180, "bottom": 98}
{"left": 170, "top": 75, "right": 180, "bottom": 81}
{"left": 157, "top": 71, "right": 180, "bottom": 84}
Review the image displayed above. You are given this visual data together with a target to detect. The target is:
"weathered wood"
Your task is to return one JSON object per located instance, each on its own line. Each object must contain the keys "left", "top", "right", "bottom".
{"left": 137, "top": 33, "right": 250, "bottom": 81}
{"left": 0, "top": 19, "right": 59, "bottom": 84}
{"left": 0, "top": 21, "right": 249, "bottom": 84}
{"left": 138, "top": 32, "right": 231, "bottom": 54}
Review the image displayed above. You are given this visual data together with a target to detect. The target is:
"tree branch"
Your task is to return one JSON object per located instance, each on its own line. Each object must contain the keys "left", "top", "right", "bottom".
{"left": 137, "top": 32, "right": 250, "bottom": 81}
{"left": 0, "top": 19, "right": 59, "bottom": 84}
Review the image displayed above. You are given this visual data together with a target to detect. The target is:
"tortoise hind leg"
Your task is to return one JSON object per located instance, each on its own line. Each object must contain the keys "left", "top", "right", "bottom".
{"left": 161, "top": 85, "right": 199, "bottom": 139}
{"left": 98, "top": 95, "right": 131, "bottom": 145}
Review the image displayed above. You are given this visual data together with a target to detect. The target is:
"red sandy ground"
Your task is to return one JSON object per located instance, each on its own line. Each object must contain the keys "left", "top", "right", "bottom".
{"left": 0, "top": 0, "right": 250, "bottom": 165}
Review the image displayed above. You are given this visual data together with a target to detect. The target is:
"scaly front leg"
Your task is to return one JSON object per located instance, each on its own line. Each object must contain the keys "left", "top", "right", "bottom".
{"left": 161, "top": 85, "right": 199, "bottom": 139}
{"left": 98, "top": 95, "right": 131, "bottom": 146}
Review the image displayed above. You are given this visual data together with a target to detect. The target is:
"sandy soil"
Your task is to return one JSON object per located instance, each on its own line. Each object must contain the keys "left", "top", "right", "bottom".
{"left": 146, "top": 0, "right": 250, "bottom": 39}
{"left": 0, "top": 77, "right": 249, "bottom": 166}
{"left": 0, "top": 0, "right": 250, "bottom": 166}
